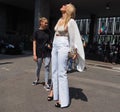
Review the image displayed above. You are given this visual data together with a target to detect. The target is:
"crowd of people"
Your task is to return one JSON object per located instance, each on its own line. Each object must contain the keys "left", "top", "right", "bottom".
{"left": 100, "top": 41, "right": 120, "bottom": 64}
{"left": 32, "top": 3, "right": 85, "bottom": 108}
{"left": 87, "top": 40, "right": 120, "bottom": 64}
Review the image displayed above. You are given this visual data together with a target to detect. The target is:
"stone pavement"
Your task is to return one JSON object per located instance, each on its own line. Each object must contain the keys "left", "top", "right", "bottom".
{"left": 0, "top": 52, "right": 120, "bottom": 112}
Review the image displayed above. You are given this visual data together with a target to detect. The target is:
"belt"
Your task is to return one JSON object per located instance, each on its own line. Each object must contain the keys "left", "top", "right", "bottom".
{"left": 56, "top": 34, "right": 68, "bottom": 37}
{"left": 56, "top": 34, "right": 61, "bottom": 36}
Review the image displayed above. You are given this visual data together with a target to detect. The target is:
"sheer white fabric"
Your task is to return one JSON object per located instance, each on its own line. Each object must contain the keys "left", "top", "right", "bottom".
{"left": 68, "top": 19, "right": 85, "bottom": 72}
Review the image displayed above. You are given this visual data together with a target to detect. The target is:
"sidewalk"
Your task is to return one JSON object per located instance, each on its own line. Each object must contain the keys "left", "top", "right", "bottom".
{"left": 0, "top": 51, "right": 120, "bottom": 71}
{"left": 86, "top": 59, "right": 120, "bottom": 71}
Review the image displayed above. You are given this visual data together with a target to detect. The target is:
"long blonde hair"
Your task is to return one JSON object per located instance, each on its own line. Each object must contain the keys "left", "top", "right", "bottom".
{"left": 64, "top": 3, "right": 76, "bottom": 26}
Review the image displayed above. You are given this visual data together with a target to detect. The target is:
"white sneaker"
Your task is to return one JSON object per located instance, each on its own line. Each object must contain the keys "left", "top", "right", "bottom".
{"left": 68, "top": 68, "right": 72, "bottom": 71}
{"left": 44, "top": 84, "right": 50, "bottom": 91}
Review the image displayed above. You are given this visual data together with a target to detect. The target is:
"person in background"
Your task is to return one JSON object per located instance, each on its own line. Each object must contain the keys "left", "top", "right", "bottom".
{"left": 51, "top": 3, "right": 85, "bottom": 108}
{"left": 32, "top": 17, "right": 52, "bottom": 91}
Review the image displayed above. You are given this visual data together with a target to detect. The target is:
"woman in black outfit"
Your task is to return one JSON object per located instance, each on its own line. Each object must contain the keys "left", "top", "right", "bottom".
{"left": 32, "top": 17, "right": 52, "bottom": 91}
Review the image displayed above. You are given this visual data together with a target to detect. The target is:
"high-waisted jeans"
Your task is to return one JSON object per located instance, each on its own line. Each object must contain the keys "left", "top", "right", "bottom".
{"left": 36, "top": 57, "right": 51, "bottom": 84}
{"left": 52, "top": 36, "right": 69, "bottom": 107}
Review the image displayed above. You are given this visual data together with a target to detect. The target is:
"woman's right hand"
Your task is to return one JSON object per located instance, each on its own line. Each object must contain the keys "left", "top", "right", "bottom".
{"left": 33, "top": 55, "right": 38, "bottom": 62}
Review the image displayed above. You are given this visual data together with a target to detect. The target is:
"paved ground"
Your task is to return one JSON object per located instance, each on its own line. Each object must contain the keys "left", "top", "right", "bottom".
{"left": 0, "top": 52, "right": 120, "bottom": 112}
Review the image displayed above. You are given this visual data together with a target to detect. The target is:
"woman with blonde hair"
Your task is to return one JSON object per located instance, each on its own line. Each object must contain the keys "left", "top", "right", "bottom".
{"left": 51, "top": 3, "right": 85, "bottom": 108}
{"left": 32, "top": 17, "right": 52, "bottom": 91}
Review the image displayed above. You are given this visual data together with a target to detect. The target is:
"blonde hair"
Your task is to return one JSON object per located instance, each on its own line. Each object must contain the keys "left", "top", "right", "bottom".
{"left": 39, "top": 17, "right": 48, "bottom": 23}
{"left": 64, "top": 3, "right": 76, "bottom": 26}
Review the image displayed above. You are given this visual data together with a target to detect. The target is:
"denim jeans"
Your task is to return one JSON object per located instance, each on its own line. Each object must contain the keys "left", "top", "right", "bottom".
{"left": 36, "top": 57, "right": 51, "bottom": 84}
{"left": 52, "top": 37, "right": 69, "bottom": 107}
{"left": 67, "top": 58, "right": 73, "bottom": 70}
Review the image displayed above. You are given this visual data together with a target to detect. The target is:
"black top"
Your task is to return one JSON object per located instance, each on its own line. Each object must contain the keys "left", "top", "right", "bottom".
{"left": 33, "top": 29, "right": 52, "bottom": 58}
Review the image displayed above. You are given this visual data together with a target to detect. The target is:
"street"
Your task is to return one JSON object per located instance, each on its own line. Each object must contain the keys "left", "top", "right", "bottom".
{"left": 0, "top": 53, "right": 120, "bottom": 112}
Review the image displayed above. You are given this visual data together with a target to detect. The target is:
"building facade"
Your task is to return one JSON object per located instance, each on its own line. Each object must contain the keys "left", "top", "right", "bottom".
{"left": 0, "top": 0, "right": 120, "bottom": 56}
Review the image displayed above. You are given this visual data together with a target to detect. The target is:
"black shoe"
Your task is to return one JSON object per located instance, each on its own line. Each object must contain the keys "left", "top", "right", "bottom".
{"left": 55, "top": 102, "right": 61, "bottom": 108}
{"left": 47, "top": 96, "right": 53, "bottom": 101}
{"left": 32, "top": 80, "right": 39, "bottom": 85}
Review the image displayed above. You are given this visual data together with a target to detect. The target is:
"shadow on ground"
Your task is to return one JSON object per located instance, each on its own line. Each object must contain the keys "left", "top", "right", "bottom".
{"left": 0, "top": 62, "right": 13, "bottom": 65}
{"left": 69, "top": 87, "right": 88, "bottom": 105}
{"left": 0, "top": 51, "right": 32, "bottom": 60}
